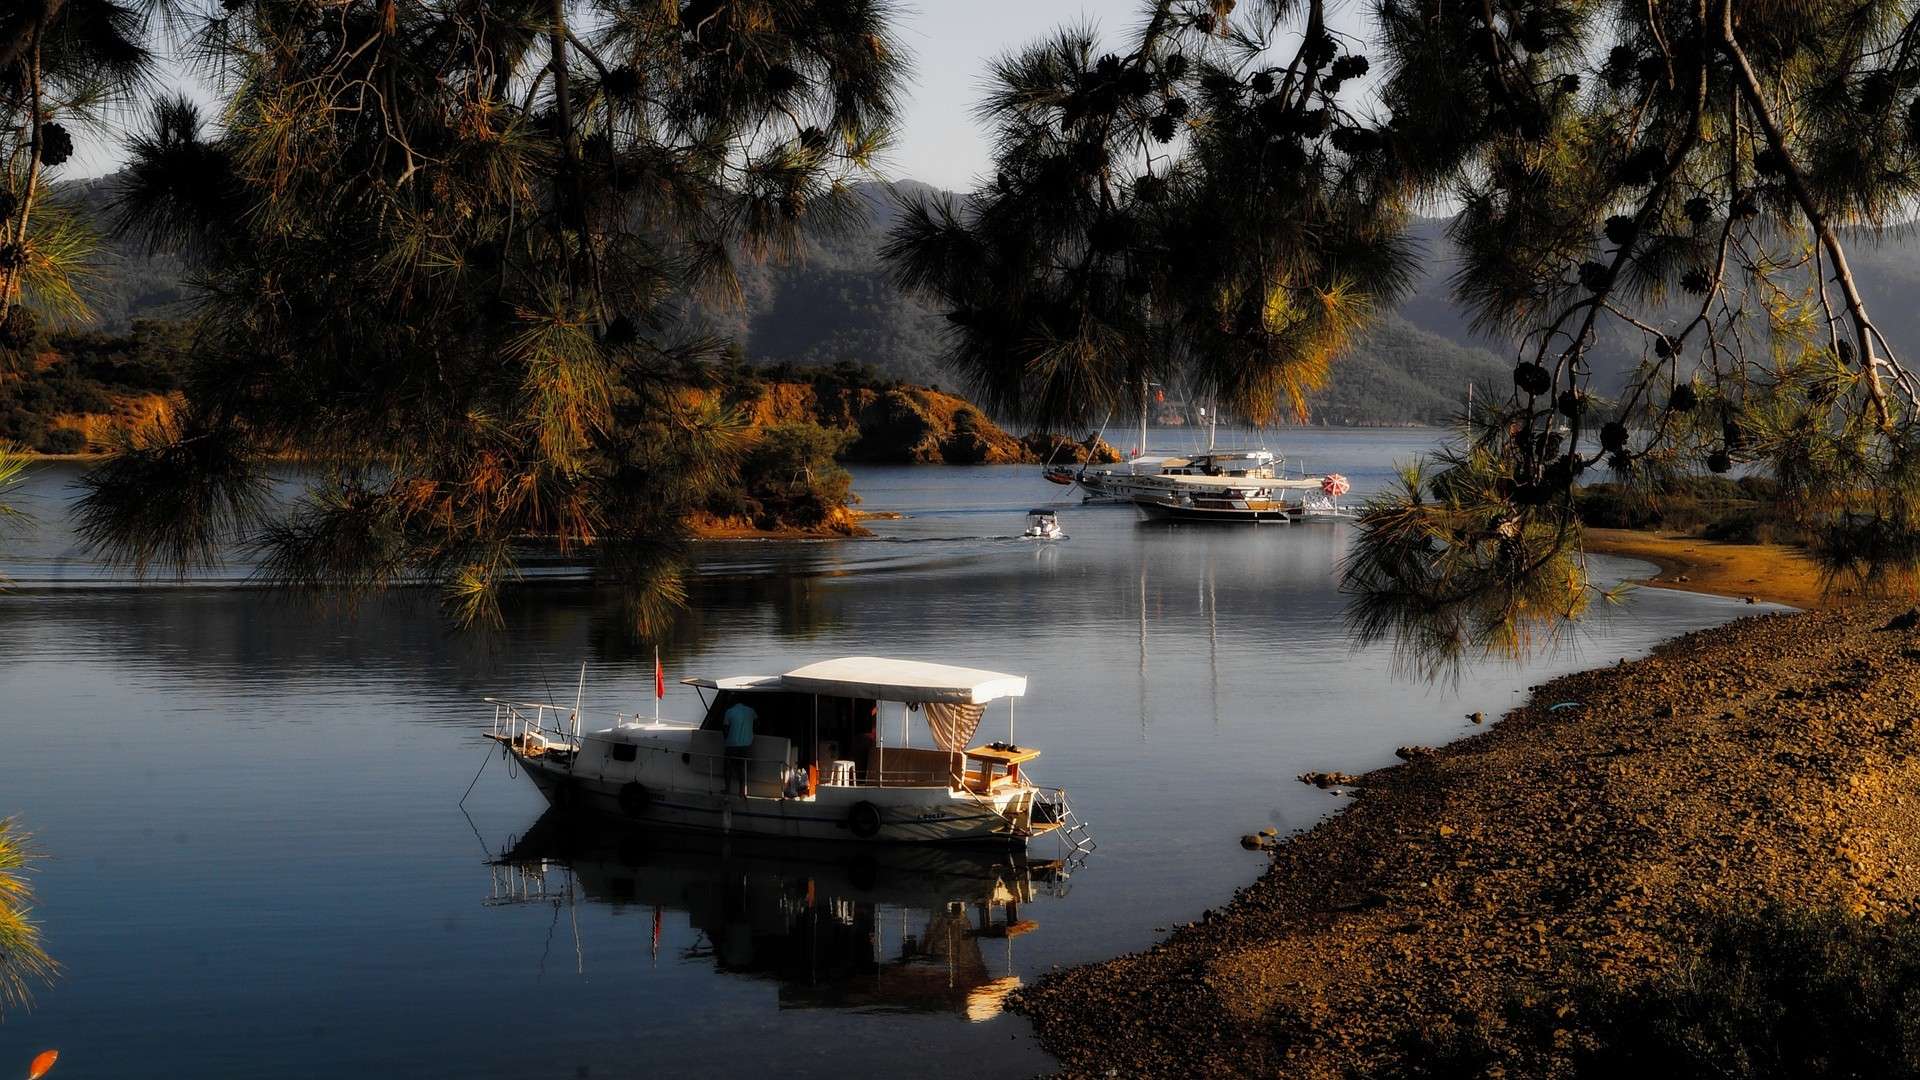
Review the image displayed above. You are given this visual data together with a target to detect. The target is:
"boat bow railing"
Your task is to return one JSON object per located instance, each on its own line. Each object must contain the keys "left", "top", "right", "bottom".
{"left": 485, "top": 698, "right": 583, "bottom": 753}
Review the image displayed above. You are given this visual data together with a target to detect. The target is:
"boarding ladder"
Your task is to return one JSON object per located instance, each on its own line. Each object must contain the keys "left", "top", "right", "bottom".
{"left": 1034, "top": 787, "right": 1096, "bottom": 861}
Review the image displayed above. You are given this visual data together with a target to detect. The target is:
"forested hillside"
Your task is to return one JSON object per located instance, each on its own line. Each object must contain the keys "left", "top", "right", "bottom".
{"left": 1306, "top": 313, "right": 1509, "bottom": 425}
{"left": 46, "top": 178, "right": 1537, "bottom": 425}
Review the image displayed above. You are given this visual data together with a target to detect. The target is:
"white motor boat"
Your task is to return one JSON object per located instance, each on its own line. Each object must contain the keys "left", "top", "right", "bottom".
{"left": 484, "top": 656, "right": 1091, "bottom": 849}
{"left": 1127, "top": 450, "right": 1332, "bottom": 524}
{"left": 1021, "top": 509, "right": 1066, "bottom": 540}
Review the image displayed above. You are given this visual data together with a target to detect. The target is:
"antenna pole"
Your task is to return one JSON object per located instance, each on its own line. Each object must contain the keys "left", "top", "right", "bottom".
{"left": 573, "top": 662, "right": 587, "bottom": 739}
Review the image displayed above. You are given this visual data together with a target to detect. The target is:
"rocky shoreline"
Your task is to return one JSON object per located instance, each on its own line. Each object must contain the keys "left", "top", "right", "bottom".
{"left": 1015, "top": 603, "right": 1920, "bottom": 1077}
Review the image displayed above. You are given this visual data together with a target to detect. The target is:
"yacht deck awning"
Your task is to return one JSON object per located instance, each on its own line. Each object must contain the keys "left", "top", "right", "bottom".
{"left": 680, "top": 675, "right": 785, "bottom": 691}
{"left": 779, "top": 657, "right": 1027, "bottom": 705}
{"left": 1144, "top": 474, "right": 1328, "bottom": 490}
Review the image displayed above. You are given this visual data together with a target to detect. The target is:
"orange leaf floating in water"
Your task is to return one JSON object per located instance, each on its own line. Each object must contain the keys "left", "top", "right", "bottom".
{"left": 27, "top": 1050, "right": 59, "bottom": 1079}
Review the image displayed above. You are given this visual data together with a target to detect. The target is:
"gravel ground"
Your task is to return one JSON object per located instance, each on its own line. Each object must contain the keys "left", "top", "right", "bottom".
{"left": 1015, "top": 604, "right": 1920, "bottom": 1077}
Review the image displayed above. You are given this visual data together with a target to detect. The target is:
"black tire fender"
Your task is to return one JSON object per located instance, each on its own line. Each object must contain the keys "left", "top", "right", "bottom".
{"left": 847, "top": 800, "right": 882, "bottom": 839}
{"left": 618, "top": 781, "right": 653, "bottom": 818}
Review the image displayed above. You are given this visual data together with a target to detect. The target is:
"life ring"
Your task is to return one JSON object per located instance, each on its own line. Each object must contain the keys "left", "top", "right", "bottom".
{"left": 847, "top": 800, "right": 882, "bottom": 839}
{"left": 618, "top": 781, "right": 653, "bottom": 818}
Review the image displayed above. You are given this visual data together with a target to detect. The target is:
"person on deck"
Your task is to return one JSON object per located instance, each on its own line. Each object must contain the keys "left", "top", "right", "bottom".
{"left": 723, "top": 701, "right": 757, "bottom": 796}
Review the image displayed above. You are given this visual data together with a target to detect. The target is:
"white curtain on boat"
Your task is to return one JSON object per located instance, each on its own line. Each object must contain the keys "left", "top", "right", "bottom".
{"left": 921, "top": 701, "right": 984, "bottom": 751}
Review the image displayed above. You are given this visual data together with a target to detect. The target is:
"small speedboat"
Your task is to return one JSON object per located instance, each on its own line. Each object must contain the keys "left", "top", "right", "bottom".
{"left": 1042, "top": 465, "right": 1075, "bottom": 486}
{"left": 1021, "top": 510, "right": 1066, "bottom": 540}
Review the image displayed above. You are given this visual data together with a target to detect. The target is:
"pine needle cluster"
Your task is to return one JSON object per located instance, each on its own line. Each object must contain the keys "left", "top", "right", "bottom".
{"left": 0, "top": 816, "right": 56, "bottom": 1014}
{"left": 72, "top": 0, "right": 906, "bottom": 627}
{"left": 1347, "top": 0, "right": 1920, "bottom": 668}
{"left": 883, "top": 0, "right": 1415, "bottom": 431}
{"left": 0, "top": 0, "right": 155, "bottom": 358}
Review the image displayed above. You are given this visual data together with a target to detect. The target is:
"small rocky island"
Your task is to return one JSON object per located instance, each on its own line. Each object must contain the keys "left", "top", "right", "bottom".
{"left": 715, "top": 379, "right": 1118, "bottom": 466}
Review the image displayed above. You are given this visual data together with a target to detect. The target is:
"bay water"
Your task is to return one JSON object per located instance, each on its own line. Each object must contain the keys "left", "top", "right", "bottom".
{"left": 0, "top": 429, "right": 1774, "bottom": 1077}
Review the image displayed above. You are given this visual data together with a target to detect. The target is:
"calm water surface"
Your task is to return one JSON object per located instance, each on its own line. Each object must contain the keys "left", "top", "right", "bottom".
{"left": 0, "top": 429, "right": 1777, "bottom": 1077}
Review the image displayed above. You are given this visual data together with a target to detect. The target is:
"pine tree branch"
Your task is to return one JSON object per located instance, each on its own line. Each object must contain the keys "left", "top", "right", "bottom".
{"left": 1720, "top": 0, "right": 1902, "bottom": 425}
{"left": 0, "top": 0, "right": 60, "bottom": 82}
{"left": 0, "top": 25, "right": 42, "bottom": 320}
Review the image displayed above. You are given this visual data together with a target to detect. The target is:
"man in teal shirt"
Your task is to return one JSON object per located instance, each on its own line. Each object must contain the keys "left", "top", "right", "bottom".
{"left": 723, "top": 701, "right": 757, "bottom": 796}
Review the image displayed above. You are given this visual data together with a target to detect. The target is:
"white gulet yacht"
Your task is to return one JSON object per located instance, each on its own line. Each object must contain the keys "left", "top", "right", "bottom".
{"left": 1128, "top": 449, "right": 1329, "bottom": 523}
{"left": 484, "top": 657, "right": 1090, "bottom": 849}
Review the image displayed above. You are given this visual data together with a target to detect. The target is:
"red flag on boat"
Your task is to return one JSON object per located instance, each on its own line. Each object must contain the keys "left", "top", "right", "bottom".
{"left": 654, "top": 647, "right": 665, "bottom": 701}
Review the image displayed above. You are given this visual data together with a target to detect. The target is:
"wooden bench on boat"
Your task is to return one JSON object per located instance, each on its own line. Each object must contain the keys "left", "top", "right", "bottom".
{"left": 865, "top": 746, "right": 961, "bottom": 787}
{"left": 862, "top": 745, "right": 1042, "bottom": 795}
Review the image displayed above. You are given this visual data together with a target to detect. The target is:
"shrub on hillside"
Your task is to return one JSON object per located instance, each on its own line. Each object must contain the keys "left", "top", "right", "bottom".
{"left": 733, "top": 422, "right": 855, "bottom": 528}
{"left": 1575, "top": 483, "right": 1679, "bottom": 529}
{"left": 1701, "top": 510, "right": 1808, "bottom": 546}
{"left": 40, "top": 428, "right": 85, "bottom": 454}
{"left": 1575, "top": 474, "right": 1785, "bottom": 535}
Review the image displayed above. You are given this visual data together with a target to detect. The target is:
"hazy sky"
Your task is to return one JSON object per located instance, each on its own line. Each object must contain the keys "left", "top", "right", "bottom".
{"left": 75, "top": 1, "right": 1155, "bottom": 188}
{"left": 885, "top": 1, "right": 1148, "bottom": 189}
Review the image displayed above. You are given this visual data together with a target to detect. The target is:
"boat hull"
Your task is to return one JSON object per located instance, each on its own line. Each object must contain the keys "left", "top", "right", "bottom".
{"left": 515, "top": 752, "right": 1035, "bottom": 847}
{"left": 1073, "top": 471, "right": 1161, "bottom": 503}
{"left": 1134, "top": 499, "right": 1293, "bottom": 524}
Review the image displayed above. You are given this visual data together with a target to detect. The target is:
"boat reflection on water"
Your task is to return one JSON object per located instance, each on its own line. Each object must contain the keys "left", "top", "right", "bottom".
{"left": 485, "top": 812, "right": 1077, "bottom": 1021}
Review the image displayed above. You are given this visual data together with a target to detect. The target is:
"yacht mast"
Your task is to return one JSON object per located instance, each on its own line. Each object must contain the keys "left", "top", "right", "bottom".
{"left": 1138, "top": 376, "right": 1149, "bottom": 467}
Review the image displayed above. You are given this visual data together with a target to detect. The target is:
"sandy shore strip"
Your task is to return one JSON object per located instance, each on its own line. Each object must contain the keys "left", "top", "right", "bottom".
{"left": 1584, "top": 528, "right": 1831, "bottom": 609}
{"left": 1015, "top": 603, "right": 1920, "bottom": 1077}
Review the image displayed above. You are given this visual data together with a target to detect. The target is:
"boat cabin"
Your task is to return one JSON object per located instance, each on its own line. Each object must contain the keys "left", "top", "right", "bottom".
{"left": 1159, "top": 449, "right": 1279, "bottom": 478}
{"left": 683, "top": 657, "right": 1030, "bottom": 792}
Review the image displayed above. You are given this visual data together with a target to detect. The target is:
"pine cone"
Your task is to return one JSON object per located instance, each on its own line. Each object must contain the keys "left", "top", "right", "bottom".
{"left": 38, "top": 122, "right": 73, "bottom": 167}
{"left": 1514, "top": 362, "right": 1551, "bottom": 396}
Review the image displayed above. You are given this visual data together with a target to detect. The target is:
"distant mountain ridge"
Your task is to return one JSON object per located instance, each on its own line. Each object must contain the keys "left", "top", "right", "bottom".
{"left": 696, "top": 186, "right": 1521, "bottom": 424}
{"left": 92, "top": 175, "right": 1920, "bottom": 428}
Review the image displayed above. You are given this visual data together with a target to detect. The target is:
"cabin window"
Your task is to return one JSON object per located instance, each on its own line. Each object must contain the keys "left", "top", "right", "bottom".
{"left": 610, "top": 742, "right": 637, "bottom": 762}
{"left": 701, "top": 689, "right": 878, "bottom": 771}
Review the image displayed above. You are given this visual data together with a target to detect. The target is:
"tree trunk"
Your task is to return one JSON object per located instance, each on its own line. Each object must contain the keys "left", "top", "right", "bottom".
{"left": 546, "top": 0, "right": 596, "bottom": 302}
{"left": 1, "top": 28, "right": 43, "bottom": 321}
{"left": 0, "top": 0, "right": 62, "bottom": 80}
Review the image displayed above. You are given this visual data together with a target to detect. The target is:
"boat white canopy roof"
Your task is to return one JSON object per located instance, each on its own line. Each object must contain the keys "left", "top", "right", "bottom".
{"left": 782, "top": 656, "right": 1027, "bottom": 704}
{"left": 680, "top": 674, "right": 785, "bottom": 691}
{"left": 686, "top": 658, "right": 1027, "bottom": 703}
{"left": 1140, "top": 474, "right": 1327, "bottom": 490}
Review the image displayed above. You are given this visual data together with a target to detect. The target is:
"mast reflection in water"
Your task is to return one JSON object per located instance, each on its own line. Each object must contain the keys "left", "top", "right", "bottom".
{"left": 486, "top": 813, "right": 1076, "bottom": 1021}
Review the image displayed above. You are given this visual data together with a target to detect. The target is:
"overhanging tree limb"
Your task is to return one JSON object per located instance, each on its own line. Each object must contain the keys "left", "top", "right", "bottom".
{"left": 1720, "top": 0, "right": 1901, "bottom": 426}
{"left": 0, "top": 0, "right": 61, "bottom": 81}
